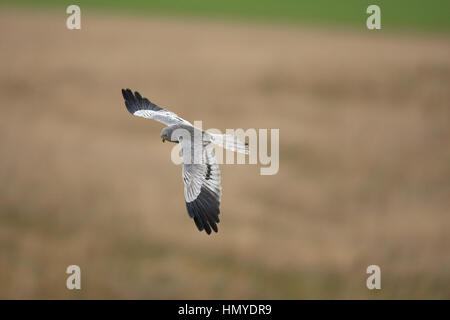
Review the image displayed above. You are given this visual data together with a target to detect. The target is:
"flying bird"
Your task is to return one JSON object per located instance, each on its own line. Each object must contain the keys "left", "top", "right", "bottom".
{"left": 121, "top": 89, "right": 248, "bottom": 235}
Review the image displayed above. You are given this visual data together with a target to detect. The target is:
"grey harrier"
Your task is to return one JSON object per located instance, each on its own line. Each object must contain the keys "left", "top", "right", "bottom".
{"left": 121, "top": 89, "right": 248, "bottom": 235}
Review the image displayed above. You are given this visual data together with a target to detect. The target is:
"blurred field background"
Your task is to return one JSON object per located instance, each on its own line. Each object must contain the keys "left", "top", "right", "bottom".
{"left": 0, "top": 1, "right": 449, "bottom": 299}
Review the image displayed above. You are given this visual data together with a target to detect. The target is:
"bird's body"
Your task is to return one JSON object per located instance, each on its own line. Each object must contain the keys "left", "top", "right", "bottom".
{"left": 121, "top": 89, "right": 248, "bottom": 235}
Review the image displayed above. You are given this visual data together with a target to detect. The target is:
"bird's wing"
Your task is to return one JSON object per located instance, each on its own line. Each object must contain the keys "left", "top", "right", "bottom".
{"left": 181, "top": 141, "right": 222, "bottom": 234}
{"left": 121, "top": 89, "right": 192, "bottom": 126}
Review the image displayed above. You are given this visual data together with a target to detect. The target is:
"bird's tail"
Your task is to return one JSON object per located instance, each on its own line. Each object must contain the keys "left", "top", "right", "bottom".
{"left": 210, "top": 133, "right": 249, "bottom": 154}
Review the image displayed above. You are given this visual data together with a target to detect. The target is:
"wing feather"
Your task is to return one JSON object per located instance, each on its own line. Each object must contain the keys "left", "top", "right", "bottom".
{"left": 121, "top": 89, "right": 192, "bottom": 126}
{"left": 182, "top": 144, "right": 221, "bottom": 235}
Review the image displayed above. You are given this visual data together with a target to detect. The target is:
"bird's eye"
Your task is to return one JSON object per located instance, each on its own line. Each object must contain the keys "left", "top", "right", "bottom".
{"left": 164, "top": 133, "right": 168, "bottom": 138}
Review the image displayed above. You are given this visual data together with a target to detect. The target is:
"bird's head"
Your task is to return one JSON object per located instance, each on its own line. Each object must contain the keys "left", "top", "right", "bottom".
{"left": 161, "top": 126, "right": 178, "bottom": 143}
{"left": 160, "top": 127, "right": 169, "bottom": 143}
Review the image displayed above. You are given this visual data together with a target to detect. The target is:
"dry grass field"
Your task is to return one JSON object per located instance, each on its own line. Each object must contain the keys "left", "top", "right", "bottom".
{"left": 0, "top": 8, "right": 449, "bottom": 298}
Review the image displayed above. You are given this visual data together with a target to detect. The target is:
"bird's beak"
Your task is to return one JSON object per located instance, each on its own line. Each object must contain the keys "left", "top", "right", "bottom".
{"left": 162, "top": 137, "right": 165, "bottom": 143}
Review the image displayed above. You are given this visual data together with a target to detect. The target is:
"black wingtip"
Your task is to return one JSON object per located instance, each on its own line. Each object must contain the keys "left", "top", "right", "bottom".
{"left": 121, "top": 88, "right": 162, "bottom": 114}
{"left": 186, "top": 187, "right": 221, "bottom": 235}
{"left": 121, "top": 88, "right": 131, "bottom": 99}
